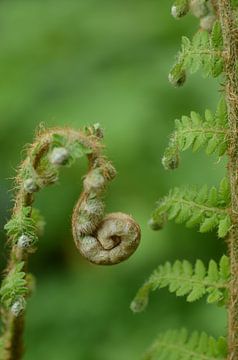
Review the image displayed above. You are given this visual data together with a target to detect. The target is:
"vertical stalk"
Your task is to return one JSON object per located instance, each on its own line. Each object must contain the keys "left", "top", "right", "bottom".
{"left": 5, "top": 317, "right": 24, "bottom": 360}
{"left": 217, "top": 0, "right": 238, "bottom": 358}
{"left": 3, "top": 196, "right": 34, "bottom": 360}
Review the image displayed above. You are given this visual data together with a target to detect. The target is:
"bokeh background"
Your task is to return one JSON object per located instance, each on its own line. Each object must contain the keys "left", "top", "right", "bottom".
{"left": 0, "top": 1, "right": 227, "bottom": 359}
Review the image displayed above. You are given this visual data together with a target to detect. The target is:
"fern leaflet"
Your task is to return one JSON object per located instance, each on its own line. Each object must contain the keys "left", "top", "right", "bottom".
{"left": 169, "top": 21, "right": 223, "bottom": 86}
{"left": 131, "top": 256, "right": 230, "bottom": 312}
{"left": 0, "top": 262, "right": 27, "bottom": 308}
{"left": 142, "top": 329, "right": 227, "bottom": 360}
{"left": 149, "top": 178, "right": 231, "bottom": 238}
{"left": 162, "top": 98, "right": 228, "bottom": 170}
{"left": 4, "top": 206, "right": 38, "bottom": 245}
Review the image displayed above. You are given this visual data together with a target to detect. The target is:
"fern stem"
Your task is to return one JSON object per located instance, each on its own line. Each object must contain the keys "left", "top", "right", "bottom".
{"left": 217, "top": 1, "right": 238, "bottom": 358}
{"left": 170, "top": 198, "right": 228, "bottom": 215}
{"left": 4, "top": 317, "right": 24, "bottom": 360}
{"left": 151, "top": 273, "right": 228, "bottom": 290}
{"left": 177, "top": 128, "right": 228, "bottom": 135}
{"left": 1, "top": 128, "right": 100, "bottom": 360}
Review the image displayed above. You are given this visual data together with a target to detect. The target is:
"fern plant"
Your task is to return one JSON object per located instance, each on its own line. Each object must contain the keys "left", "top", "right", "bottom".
{"left": 0, "top": 125, "right": 141, "bottom": 360}
{"left": 131, "top": 0, "right": 238, "bottom": 359}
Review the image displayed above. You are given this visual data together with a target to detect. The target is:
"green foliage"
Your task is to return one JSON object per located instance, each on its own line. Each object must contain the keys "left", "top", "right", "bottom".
{"left": 0, "top": 262, "right": 27, "bottom": 308}
{"left": 169, "top": 21, "right": 224, "bottom": 86}
{"left": 131, "top": 256, "right": 230, "bottom": 312}
{"left": 132, "top": 3, "right": 232, "bottom": 359}
{"left": 149, "top": 178, "right": 231, "bottom": 238}
{"left": 162, "top": 98, "right": 228, "bottom": 170}
{"left": 0, "top": 1, "right": 231, "bottom": 359}
{"left": 142, "top": 329, "right": 227, "bottom": 360}
{"left": 4, "top": 206, "right": 38, "bottom": 245}
{"left": 51, "top": 133, "right": 93, "bottom": 165}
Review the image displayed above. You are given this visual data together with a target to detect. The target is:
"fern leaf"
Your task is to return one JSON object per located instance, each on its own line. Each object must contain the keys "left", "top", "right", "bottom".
{"left": 4, "top": 206, "right": 38, "bottom": 245}
{"left": 149, "top": 179, "right": 231, "bottom": 238}
{"left": 162, "top": 98, "right": 228, "bottom": 170}
{"left": 143, "top": 329, "right": 227, "bottom": 360}
{"left": 0, "top": 262, "right": 27, "bottom": 308}
{"left": 130, "top": 256, "right": 230, "bottom": 312}
{"left": 169, "top": 21, "right": 224, "bottom": 86}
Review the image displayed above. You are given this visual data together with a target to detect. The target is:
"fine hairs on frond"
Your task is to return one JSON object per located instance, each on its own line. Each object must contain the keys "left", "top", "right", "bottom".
{"left": 1, "top": 124, "right": 141, "bottom": 360}
{"left": 74, "top": 212, "right": 141, "bottom": 265}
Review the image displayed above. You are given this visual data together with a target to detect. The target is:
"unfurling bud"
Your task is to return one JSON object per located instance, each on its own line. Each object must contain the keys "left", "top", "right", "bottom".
{"left": 23, "top": 178, "right": 39, "bottom": 193}
{"left": 171, "top": 0, "right": 189, "bottom": 19}
{"left": 162, "top": 138, "right": 180, "bottom": 170}
{"left": 84, "top": 168, "right": 106, "bottom": 193}
{"left": 17, "top": 234, "right": 34, "bottom": 249}
{"left": 49, "top": 147, "right": 69, "bottom": 165}
{"left": 92, "top": 123, "right": 104, "bottom": 139}
{"left": 84, "top": 123, "right": 104, "bottom": 138}
{"left": 162, "top": 154, "right": 180, "bottom": 170}
{"left": 130, "top": 285, "right": 150, "bottom": 313}
{"left": 10, "top": 298, "right": 26, "bottom": 317}
{"left": 200, "top": 15, "right": 216, "bottom": 32}
{"left": 148, "top": 216, "right": 166, "bottom": 231}
{"left": 169, "top": 64, "right": 186, "bottom": 87}
{"left": 190, "top": 0, "right": 209, "bottom": 18}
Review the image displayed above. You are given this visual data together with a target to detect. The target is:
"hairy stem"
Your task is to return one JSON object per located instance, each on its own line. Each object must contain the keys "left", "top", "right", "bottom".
{"left": 217, "top": 0, "right": 238, "bottom": 359}
{"left": 2, "top": 128, "right": 101, "bottom": 360}
{"left": 4, "top": 317, "right": 24, "bottom": 360}
{"left": 1, "top": 125, "right": 140, "bottom": 359}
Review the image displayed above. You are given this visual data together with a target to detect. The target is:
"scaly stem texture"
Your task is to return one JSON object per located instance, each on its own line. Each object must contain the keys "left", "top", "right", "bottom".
{"left": 217, "top": 0, "right": 238, "bottom": 358}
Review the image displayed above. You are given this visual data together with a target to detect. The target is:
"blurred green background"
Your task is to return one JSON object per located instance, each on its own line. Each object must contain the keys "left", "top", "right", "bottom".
{"left": 0, "top": 1, "right": 227, "bottom": 359}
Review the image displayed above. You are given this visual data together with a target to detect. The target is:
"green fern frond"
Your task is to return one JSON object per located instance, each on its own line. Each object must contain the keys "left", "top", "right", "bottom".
{"left": 130, "top": 256, "right": 230, "bottom": 312}
{"left": 4, "top": 206, "right": 38, "bottom": 245}
{"left": 169, "top": 21, "right": 223, "bottom": 86}
{"left": 149, "top": 178, "right": 231, "bottom": 238}
{"left": 142, "top": 328, "right": 227, "bottom": 360}
{"left": 162, "top": 98, "right": 228, "bottom": 170}
{"left": 0, "top": 262, "right": 27, "bottom": 308}
{"left": 50, "top": 133, "right": 93, "bottom": 165}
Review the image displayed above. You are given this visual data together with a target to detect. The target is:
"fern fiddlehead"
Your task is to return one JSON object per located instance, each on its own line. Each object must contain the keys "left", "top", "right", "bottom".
{"left": 1, "top": 124, "right": 140, "bottom": 360}
{"left": 131, "top": 0, "right": 238, "bottom": 359}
